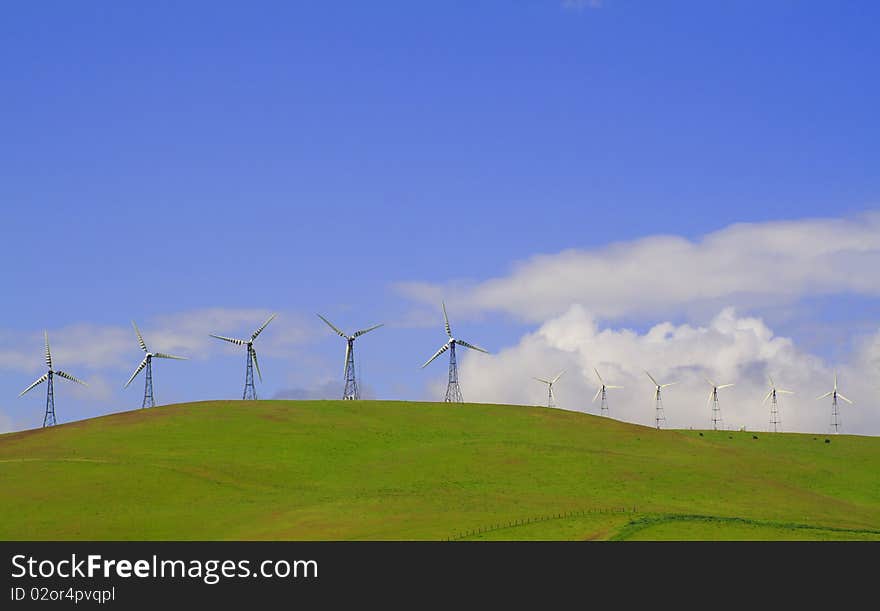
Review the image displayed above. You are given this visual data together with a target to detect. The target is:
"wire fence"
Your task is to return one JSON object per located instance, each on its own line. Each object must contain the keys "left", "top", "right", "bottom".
{"left": 445, "top": 506, "right": 639, "bottom": 541}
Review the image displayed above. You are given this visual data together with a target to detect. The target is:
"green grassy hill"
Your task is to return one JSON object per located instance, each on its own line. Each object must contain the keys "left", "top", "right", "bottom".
{"left": 1, "top": 400, "right": 878, "bottom": 540}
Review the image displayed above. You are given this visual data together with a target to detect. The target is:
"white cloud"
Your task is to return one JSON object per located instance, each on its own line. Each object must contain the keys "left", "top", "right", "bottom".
{"left": 397, "top": 212, "right": 880, "bottom": 324}
{"left": 443, "top": 305, "right": 879, "bottom": 435}
{"left": 69, "top": 374, "right": 116, "bottom": 403}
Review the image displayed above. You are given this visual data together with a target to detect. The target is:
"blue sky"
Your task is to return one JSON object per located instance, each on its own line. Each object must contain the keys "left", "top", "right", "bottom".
{"left": 1, "top": 1, "right": 878, "bottom": 434}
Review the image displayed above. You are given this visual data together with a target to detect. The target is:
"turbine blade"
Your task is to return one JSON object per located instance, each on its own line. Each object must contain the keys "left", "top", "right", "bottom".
{"left": 778, "top": 389, "right": 794, "bottom": 395}
{"left": 704, "top": 375, "right": 716, "bottom": 388}
{"left": 442, "top": 301, "right": 452, "bottom": 337}
{"left": 352, "top": 323, "right": 384, "bottom": 338}
{"left": 251, "top": 348, "right": 262, "bottom": 382}
{"left": 707, "top": 390, "right": 714, "bottom": 403}
{"left": 19, "top": 373, "right": 49, "bottom": 397}
{"left": 552, "top": 370, "right": 566, "bottom": 384}
{"left": 661, "top": 382, "right": 677, "bottom": 388}
{"left": 761, "top": 390, "right": 773, "bottom": 405}
{"left": 124, "top": 358, "right": 149, "bottom": 388}
{"left": 834, "top": 371, "right": 838, "bottom": 391}
{"left": 645, "top": 371, "right": 659, "bottom": 386}
{"left": 653, "top": 387, "right": 659, "bottom": 400}
{"left": 317, "top": 313, "right": 347, "bottom": 338}
{"left": 456, "top": 339, "right": 488, "bottom": 354}
{"left": 594, "top": 368, "right": 605, "bottom": 385}
{"left": 152, "top": 352, "right": 187, "bottom": 360}
{"left": 344, "top": 342, "right": 351, "bottom": 378}
{"left": 817, "top": 391, "right": 833, "bottom": 400}
{"left": 54, "top": 370, "right": 86, "bottom": 386}
{"left": 251, "top": 313, "right": 277, "bottom": 342}
{"left": 606, "top": 385, "right": 623, "bottom": 389}
{"left": 592, "top": 387, "right": 601, "bottom": 402}
{"left": 534, "top": 377, "right": 551, "bottom": 384}
{"left": 717, "top": 384, "right": 734, "bottom": 390}
{"left": 768, "top": 375, "right": 775, "bottom": 388}
{"left": 837, "top": 393, "right": 853, "bottom": 405}
{"left": 132, "top": 321, "right": 149, "bottom": 353}
{"left": 210, "top": 334, "right": 245, "bottom": 346}
{"left": 421, "top": 343, "right": 449, "bottom": 368}
{"left": 44, "top": 331, "right": 53, "bottom": 369}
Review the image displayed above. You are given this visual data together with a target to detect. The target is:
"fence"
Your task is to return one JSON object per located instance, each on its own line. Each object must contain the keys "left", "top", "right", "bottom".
{"left": 445, "top": 506, "right": 639, "bottom": 541}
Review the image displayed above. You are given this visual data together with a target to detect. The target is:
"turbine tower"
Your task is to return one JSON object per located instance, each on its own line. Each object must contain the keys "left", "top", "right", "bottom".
{"left": 534, "top": 370, "right": 565, "bottom": 408}
{"left": 763, "top": 375, "right": 793, "bottom": 433}
{"left": 704, "top": 376, "right": 734, "bottom": 431}
{"left": 645, "top": 371, "right": 675, "bottom": 430}
{"left": 317, "top": 314, "right": 383, "bottom": 400}
{"left": 19, "top": 331, "right": 87, "bottom": 427}
{"left": 593, "top": 368, "right": 622, "bottom": 417}
{"left": 124, "top": 321, "right": 187, "bottom": 408}
{"left": 210, "top": 313, "right": 277, "bottom": 400}
{"left": 817, "top": 371, "right": 853, "bottom": 434}
{"left": 422, "top": 302, "right": 489, "bottom": 403}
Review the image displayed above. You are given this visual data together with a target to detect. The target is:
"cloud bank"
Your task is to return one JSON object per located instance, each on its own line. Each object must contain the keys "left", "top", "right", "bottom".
{"left": 397, "top": 213, "right": 880, "bottom": 323}
{"left": 444, "top": 305, "right": 879, "bottom": 435}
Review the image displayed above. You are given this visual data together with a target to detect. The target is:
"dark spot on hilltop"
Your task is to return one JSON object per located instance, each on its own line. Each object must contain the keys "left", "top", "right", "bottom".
{"left": 752, "top": 435, "right": 758, "bottom": 440}
{"left": 813, "top": 437, "right": 817, "bottom": 440}
{"left": 825, "top": 439, "right": 831, "bottom": 444}
{"left": 728, "top": 436, "right": 732, "bottom": 440}
{"left": 698, "top": 432, "right": 703, "bottom": 437}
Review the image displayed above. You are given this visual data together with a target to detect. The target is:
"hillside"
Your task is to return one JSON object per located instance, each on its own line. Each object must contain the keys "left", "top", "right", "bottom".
{"left": 1, "top": 400, "right": 878, "bottom": 540}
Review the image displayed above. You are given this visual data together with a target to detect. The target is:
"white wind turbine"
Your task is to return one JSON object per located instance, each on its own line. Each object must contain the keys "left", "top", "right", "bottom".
{"left": 533, "top": 370, "right": 565, "bottom": 408}
{"left": 763, "top": 375, "right": 793, "bottom": 433}
{"left": 210, "top": 313, "right": 277, "bottom": 400}
{"left": 593, "top": 368, "right": 622, "bottom": 417}
{"left": 317, "top": 314, "right": 383, "bottom": 400}
{"left": 704, "top": 376, "right": 734, "bottom": 431}
{"left": 817, "top": 371, "right": 853, "bottom": 434}
{"left": 19, "top": 331, "right": 87, "bottom": 427}
{"left": 124, "top": 321, "right": 187, "bottom": 408}
{"left": 422, "top": 301, "right": 489, "bottom": 403}
{"left": 645, "top": 371, "right": 676, "bottom": 430}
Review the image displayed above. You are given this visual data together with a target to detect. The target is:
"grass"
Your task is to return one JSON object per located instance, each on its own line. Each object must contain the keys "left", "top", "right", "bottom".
{"left": 0, "top": 400, "right": 878, "bottom": 540}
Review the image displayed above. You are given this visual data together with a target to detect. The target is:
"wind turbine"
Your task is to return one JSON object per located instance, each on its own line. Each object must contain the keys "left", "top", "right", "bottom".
{"left": 763, "top": 375, "right": 793, "bottom": 433}
{"left": 210, "top": 313, "right": 277, "bottom": 400}
{"left": 704, "top": 376, "right": 734, "bottom": 431}
{"left": 19, "top": 331, "right": 87, "bottom": 427}
{"left": 817, "top": 371, "right": 853, "bottom": 434}
{"left": 124, "top": 321, "right": 187, "bottom": 408}
{"left": 317, "top": 314, "right": 383, "bottom": 400}
{"left": 593, "top": 368, "right": 622, "bottom": 417}
{"left": 534, "top": 370, "right": 565, "bottom": 408}
{"left": 422, "top": 301, "right": 489, "bottom": 403}
{"left": 645, "top": 371, "right": 675, "bottom": 430}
